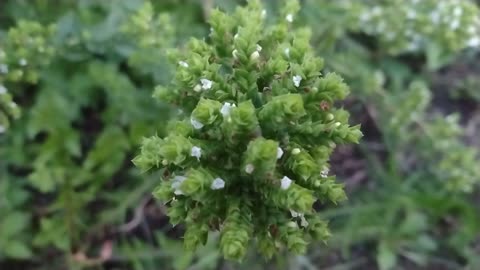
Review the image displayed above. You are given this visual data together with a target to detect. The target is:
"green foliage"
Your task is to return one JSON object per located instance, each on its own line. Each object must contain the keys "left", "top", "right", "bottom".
{"left": 134, "top": 0, "right": 361, "bottom": 261}
{"left": 0, "top": 0, "right": 191, "bottom": 266}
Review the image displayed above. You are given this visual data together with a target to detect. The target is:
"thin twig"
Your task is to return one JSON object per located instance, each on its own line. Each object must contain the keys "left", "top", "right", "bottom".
{"left": 117, "top": 195, "right": 152, "bottom": 233}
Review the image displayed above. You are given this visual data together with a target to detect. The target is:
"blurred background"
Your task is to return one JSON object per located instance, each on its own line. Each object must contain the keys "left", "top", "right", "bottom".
{"left": 1, "top": 0, "right": 480, "bottom": 269}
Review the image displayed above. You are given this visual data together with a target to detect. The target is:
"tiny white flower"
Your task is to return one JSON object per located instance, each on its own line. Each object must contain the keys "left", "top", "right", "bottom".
{"left": 467, "top": 36, "right": 480, "bottom": 47}
{"left": 385, "top": 32, "right": 396, "bottom": 41}
{"left": 191, "top": 146, "right": 202, "bottom": 160}
{"left": 430, "top": 11, "right": 440, "bottom": 24}
{"left": 256, "top": 44, "right": 262, "bottom": 52}
{"left": 277, "top": 147, "right": 284, "bottom": 159}
{"left": 0, "top": 125, "right": 5, "bottom": 134}
{"left": 0, "top": 85, "right": 6, "bottom": 95}
{"left": 293, "top": 75, "right": 302, "bottom": 87}
{"left": 290, "top": 209, "right": 301, "bottom": 218}
{"left": 232, "top": 49, "right": 239, "bottom": 59}
{"left": 453, "top": 7, "right": 463, "bottom": 17}
{"left": 334, "top": 122, "right": 341, "bottom": 127}
{"left": 372, "top": 6, "right": 382, "bottom": 16}
{"left": 193, "top": 84, "right": 202, "bottom": 92}
{"left": 359, "top": 12, "right": 371, "bottom": 22}
{"left": 326, "top": 113, "right": 334, "bottom": 121}
{"left": 406, "top": 10, "right": 416, "bottom": 19}
{"left": 162, "top": 159, "right": 169, "bottom": 166}
{"left": 300, "top": 216, "right": 309, "bottom": 227}
{"left": 245, "top": 164, "right": 255, "bottom": 174}
{"left": 211, "top": 177, "right": 225, "bottom": 190}
{"left": 320, "top": 167, "right": 329, "bottom": 178}
{"left": 292, "top": 148, "right": 301, "bottom": 155}
{"left": 19, "top": 58, "right": 27, "bottom": 66}
{"left": 0, "top": 64, "right": 8, "bottom": 74}
{"left": 450, "top": 20, "right": 460, "bottom": 30}
{"left": 467, "top": 26, "right": 477, "bottom": 34}
{"left": 171, "top": 176, "right": 187, "bottom": 195}
{"left": 234, "top": 33, "right": 239, "bottom": 39}
{"left": 281, "top": 176, "right": 292, "bottom": 190}
{"left": 250, "top": 51, "right": 260, "bottom": 60}
{"left": 286, "top": 14, "right": 293, "bottom": 23}
{"left": 261, "top": 9, "right": 267, "bottom": 18}
{"left": 178, "top": 61, "right": 189, "bottom": 68}
{"left": 284, "top": 47, "right": 290, "bottom": 58}
{"left": 200, "top": 78, "right": 213, "bottom": 90}
{"left": 407, "top": 41, "right": 419, "bottom": 51}
{"left": 220, "top": 102, "right": 236, "bottom": 117}
{"left": 190, "top": 117, "right": 204, "bottom": 129}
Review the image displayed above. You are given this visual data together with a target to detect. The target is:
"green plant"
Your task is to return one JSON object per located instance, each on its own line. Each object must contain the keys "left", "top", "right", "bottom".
{"left": 134, "top": 0, "right": 362, "bottom": 261}
{"left": 0, "top": 0, "right": 189, "bottom": 267}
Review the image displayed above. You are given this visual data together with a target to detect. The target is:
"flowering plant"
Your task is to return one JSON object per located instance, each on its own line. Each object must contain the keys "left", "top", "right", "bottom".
{"left": 0, "top": 21, "right": 55, "bottom": 133}
{"left": 134, "top": 0, "right": 362, "bottom": 261}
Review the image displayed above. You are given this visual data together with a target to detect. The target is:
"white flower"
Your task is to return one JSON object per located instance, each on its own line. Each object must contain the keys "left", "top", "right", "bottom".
{"left": 178, "top": 61, "right": 189, "bottom": 68}
{"left": 232, "top": 49, "right": 239, "bottom": 59}
{"left": 334, "top": 122, "right": 341, "bottom": 127}
{"left": 256, "top": 44, "right": 262, "bottom": 52}
{"left": 211, "top": 178, "right": 225, "bottom": 190}
{"left": 250, "top": 51, "right": 260, "bottom": 60}
{"left": 320, "top": 167, "right": 329, "bottom": 178}
{"left": 280, "top": 176, "right": 292, "bottom": 190}
{"left": 372, "top": 6, "right": 382, "bottom": 16}
{"left": 0, "top": 64, "right": 8, "bottom": 74}
{"left": 293, "top": 75, "right": 302, "bottom": 87}
{"left": 277, "top": 147, "right": 284, "bottom": 159}
{"left": 19, "top": 58, "right": 27, "bottom": 66}
{"left": 0, "top": 85, "right": 6, "bottom": 95}
{"left": 290, "top": 210, "right": 301, "bottom": 218}
{"left": 326, "top": 113, "right": 334, "bottom": 121}
{"left": 245, "top": 164, "right": 255, "bottom": 174}
{"left": 450, "top": 20, "right": 460, "bottom": 30}
{"left": 234, "top": 33, "right": 239, "bottom": 39}
{"left": 220, "top": 102, "right": 236, "bottom": 117}
{"left": 385, "top": 32, "right": 396, "bottom": 41}
{"left": 284, "top": 48, "right": 290, "bottom": 59}
{"left": 300, "top": 216, "right": 309, "bottom": 227}
{"left": 467, "top": 36, "right": 480, "bottom": 47}
{"left": 190, "top": 117, "right": 204, "bottom": 129}
{"left": 261, "top": 9, "right": 267, "bottom": 18}
{"left": 406, "top": 10, "right": 416, "bottom": 19}
{"left": 430, "top": 11, "right": 440, "bottom": 24}
{"left": 453, "top": 7, "right": 463, "bottom": 17}
{"left": 171, "top": 176, "right": 187, "bottom": 195}
{"left": 0, "top": 125, "right": 5, "bottom": 134}
{"left": 191, "top": 146, "right": 202, "bottom": 160}
{"left": 286, "top": 14, "right": 293, "bottom": 23}
{"left": 467, "top": 26, "right": 477, "bottom": 34}
{"left": 200, "top": 78, "right": 213, "bottom": 90}
{"left": 290, "top": 210, "right": 308, "bottom": 227}
{"left": 292, "top": 148, "right": 301, "bottom": 155}
{"left": 360, "top": 12, "right": 371, "bottom": 22}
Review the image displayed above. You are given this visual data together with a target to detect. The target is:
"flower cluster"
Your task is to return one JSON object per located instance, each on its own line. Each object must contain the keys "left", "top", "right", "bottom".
{"left": 355, "top": 0, "right": 480, "bottom": 54}
{"left": 0, "top": 21, "right": 55, "bottom": 133}
{"left": 134, "top": 0, "right": 362, "bottom": 261}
